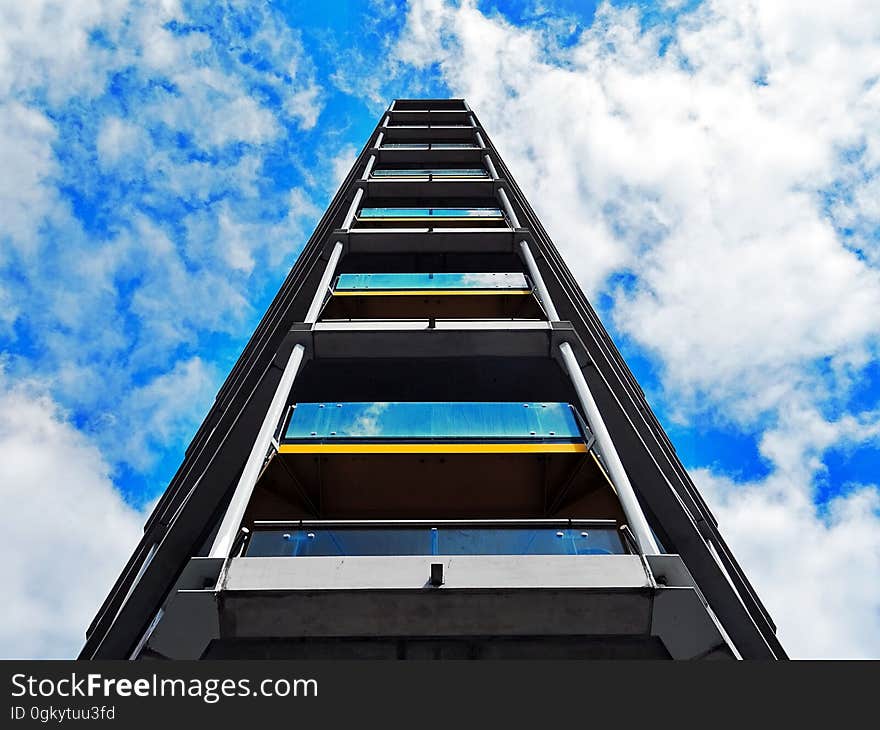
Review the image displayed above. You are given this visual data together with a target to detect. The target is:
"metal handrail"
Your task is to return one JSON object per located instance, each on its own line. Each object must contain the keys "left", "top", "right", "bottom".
{"left": 252, "top": 518, "right": 619, "bottom": 528}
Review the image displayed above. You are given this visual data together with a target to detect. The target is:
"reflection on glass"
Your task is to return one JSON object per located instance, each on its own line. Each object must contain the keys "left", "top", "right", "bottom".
{"left": 371, "top": 168, "right": 488, "bottom": 178}
{"left": 246, "top": 527, "right": 625, "bottom": 557}
{"left": 358, "top": 207, "right": 503, "bottom": 218}
{"left": 283, "top": 402, "right": 582, "bottom": 441}
{"left": 335, "top": 272, "right": 529, "bottom": 291}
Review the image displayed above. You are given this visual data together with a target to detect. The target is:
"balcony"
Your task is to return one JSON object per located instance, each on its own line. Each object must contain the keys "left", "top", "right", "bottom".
{"left": 244, "top": 401, "right": 625, "bottom": 522}
{"left": 245, "top": 520, "right": 627, "bottom": 558}
{"left": 382, "top": 124, "right": 475, "bottom": 141}
{"left": 365, "top": 167, "right": 494, "bottom": 198}
{"left": 353, "top": 206, "right": 507, "bottom": 229}
{"left": 319, "top": 272, "right": 545, "bottom": 320}
{"left": 380, "top": 143, "right": 479, "bottom": 149}
{"left": 376, "top": 141, "right": 483, "bottom": 166}
{"left": 390, "top": 99, "right": 468, "bottom": 112}
{"left": 387, "top": 109, "right": 472, "bottom": 125}
{"left": 371, "top": 168, "right": 488, "bottom": 178}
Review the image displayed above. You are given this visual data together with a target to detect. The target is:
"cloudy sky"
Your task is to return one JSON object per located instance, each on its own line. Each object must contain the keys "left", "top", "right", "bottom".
{"left": 1, "top": 0, "right": 878, "bottom": 659}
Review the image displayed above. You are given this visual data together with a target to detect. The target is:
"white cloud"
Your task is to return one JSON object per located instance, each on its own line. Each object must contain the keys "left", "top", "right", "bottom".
{"left": 696, "top": 401, "right": 880, "bottom": 659}
{"left": 153, "top": 68, "right": 281, "bottom": 149}
{"left": 0, "top": 371, "right": 144, "bottom": 659}
{"left": 0, "top": 0, "right": 329, "bottom": 473}
{"left": 0, "top": 0, "right": 130, "bottom": 104}
{"left": 118, "top": 357, "right": 219, "bottom": 471}
{"left": 0, "top": 101, "right": 64, "bottom": 256}
{"left": 392, "top": 0, "right": 880, "bottom": 657}
{"left": 96, "top": 116, "right": 142, "bottom": 168}
{"left": 699, "top": 465, "right": 880, "bottom": 659}
{"left": 330, "top": 143, "right": 358, "bottom": 191}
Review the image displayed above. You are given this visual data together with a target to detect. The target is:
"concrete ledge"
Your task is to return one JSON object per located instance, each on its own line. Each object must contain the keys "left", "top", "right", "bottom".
{"left": 290, "top": 320, "right": 558, "bottom": 360}
{"left": 219, "top": 588, "right": 653, "bottom": 640}
{"left": 144, "top": 554, "right": 737, "bottom": 660}
{"left": 224, "top": 554, "right": 651, "bottom": 591}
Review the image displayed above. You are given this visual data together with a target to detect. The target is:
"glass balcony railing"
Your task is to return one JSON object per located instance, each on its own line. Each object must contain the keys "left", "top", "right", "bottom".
{"left": 357, "top": 207, "right": 504, "bottom": 220}
{"left": 371, "top": 168, "right": 489, "bottom": 178}
{"left": 380, "top": 142, "right": 479, "bottom": 149}
{"left": 334, "top": 272, "right": 530, "bottom": 292}
{"left": 322, "top": 272, "right": 543, "bottom": 320}
{"left": 280, "top": 402, "right": 584, "bottom": 447}
{"left": 387, "top": 122, "right": 472, "bottom": 128}
{"left": 245, "top": 521, "right": 626, "bottom": 557}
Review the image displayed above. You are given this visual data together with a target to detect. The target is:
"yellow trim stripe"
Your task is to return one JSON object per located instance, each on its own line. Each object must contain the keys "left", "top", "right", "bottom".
{"left": 332, "top": 289, "right": 532, "bottom": 297}
{"left": 278, "top": 442, "right": 587, "bottom": 455}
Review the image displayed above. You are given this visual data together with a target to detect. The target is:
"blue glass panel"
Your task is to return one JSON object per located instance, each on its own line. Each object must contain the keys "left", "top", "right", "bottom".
{"left": 247, "top": 529, "right": 431, "bottom": 557}
{"left": 283, "top": 402, "right": 582, "bottom": 441}
{"left": 380, "top": 143, "right": 429, "bottom": 149}
{"left": 335, "top": 273, "right": 529, "bottom": 291}
{"left": 246, "top": 527, "right": 625, "bottom": 557}
{"left": 358, "top": 207, "right": 503, "bottom": 218}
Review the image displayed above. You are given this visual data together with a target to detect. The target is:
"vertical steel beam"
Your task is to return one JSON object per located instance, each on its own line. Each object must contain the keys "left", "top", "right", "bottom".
{"left": 375, "top": 131, "right": 384, "bottom": 148}
{"left": 362, "top": 154, "right": 376, "bottom": 180}
{"left": 342, "top": 187, "right": 364, "bottom": 230}
{"left": 209, "top": 343, "right": 306, "bottom": 558}
{"left": 475, "top": 131, "right": 486, "bottom": 148}
{"left": 497, "top": 187, "right": 520, "bottom": 229}
{"left": 304, "top": 241, "right": 344, "bottom": 324}
{"left": 558, "top": 342, "right": 661, "bottom": 556}
{"left": 209, "top": 238, "right": 343, "bottom": 559}
{"left": 518, "top": 241, "right": 559, "bottom": 320}
{"left": 483, "top": 154, "right": 499, "bottom": 180}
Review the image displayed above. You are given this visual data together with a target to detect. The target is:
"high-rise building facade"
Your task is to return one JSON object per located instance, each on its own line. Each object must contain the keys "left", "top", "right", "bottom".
{"left": 81, "top": 99, "right": 786, "bottom": 660}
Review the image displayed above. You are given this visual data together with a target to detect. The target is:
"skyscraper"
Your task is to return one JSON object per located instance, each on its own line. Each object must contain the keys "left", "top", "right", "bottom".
{"left": 81, "top": 99, "right": 786, "bottom": 660}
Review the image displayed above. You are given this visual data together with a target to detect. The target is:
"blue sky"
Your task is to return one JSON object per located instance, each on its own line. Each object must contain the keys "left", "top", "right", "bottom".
{"left": 1, "top": 0, "right": 879, "bottom": 658}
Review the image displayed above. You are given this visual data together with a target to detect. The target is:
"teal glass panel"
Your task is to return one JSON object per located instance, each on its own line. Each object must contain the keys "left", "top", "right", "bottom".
{"left": 246, "top": 527, "right": 625, "bottom": 557}
{"left": 358, "top": 207, "right": 503, "bottom": 218}
{"left": 359, "top": 207, "right": 432, "bottom": 217}
{"left": 430, "top": 207, "right": 501, "bottom": 217}
{"left": 335, "top": 272, "right": 529, "bottom": 291}
{"left": 283, "top": 402, "right": 582, "bottom": 441}
{"left": 380, "top": 143, "right": 429, "bottom": 149}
